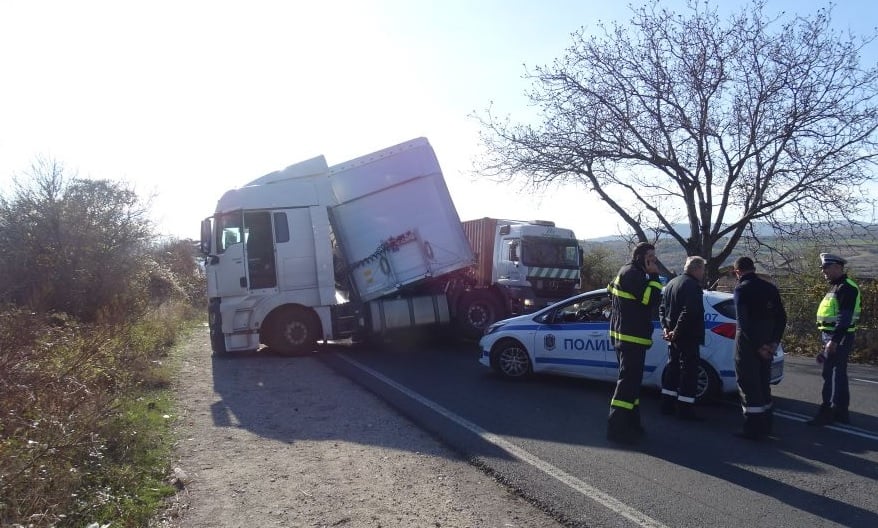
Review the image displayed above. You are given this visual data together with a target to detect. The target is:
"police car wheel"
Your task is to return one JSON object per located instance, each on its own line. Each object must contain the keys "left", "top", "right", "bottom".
{"left": 695, "top": 360, "right": 721, "bottom": 403}
{"left": 491, "top": 339, "right": 532, "bottom": 379}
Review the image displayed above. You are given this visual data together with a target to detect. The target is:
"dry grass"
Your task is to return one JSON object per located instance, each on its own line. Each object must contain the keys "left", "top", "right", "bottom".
{"left": 0, "top": 302, "right": 198, "bottom": 527}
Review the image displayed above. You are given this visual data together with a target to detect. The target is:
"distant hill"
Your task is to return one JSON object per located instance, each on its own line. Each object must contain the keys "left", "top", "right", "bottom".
{"left": 581, "top": 223, "right": 878, "bottom": 279}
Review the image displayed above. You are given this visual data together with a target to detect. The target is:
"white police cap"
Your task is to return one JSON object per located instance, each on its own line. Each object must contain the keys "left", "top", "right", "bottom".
{"left": 820, "top": 253, "right": 847, "bottom": 267}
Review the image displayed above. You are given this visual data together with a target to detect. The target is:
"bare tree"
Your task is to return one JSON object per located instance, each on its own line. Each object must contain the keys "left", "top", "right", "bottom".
{"left": 475, "top": 1, "right": 878, "bottom": 283}
{"left": 0, "top": 156, "right": 155, "bottom": 321}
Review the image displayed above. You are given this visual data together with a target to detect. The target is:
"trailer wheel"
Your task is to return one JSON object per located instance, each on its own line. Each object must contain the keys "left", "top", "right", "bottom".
{"left": 457, "top": 291, "right": 503, "bottom": 339}
{"left": 266, "top": 306, "right": 319, "bottom": 355}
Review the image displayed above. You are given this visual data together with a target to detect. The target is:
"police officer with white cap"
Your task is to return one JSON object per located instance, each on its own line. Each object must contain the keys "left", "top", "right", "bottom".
{"left": 808, "top": 253, "right": 862, "bottom": 426}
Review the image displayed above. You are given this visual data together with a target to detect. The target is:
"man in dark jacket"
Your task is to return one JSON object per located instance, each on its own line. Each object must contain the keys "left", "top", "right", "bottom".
{"left": 808, "top": 253, "right": 861, "bottom": 426}
{"left": 732, "top": 257, "right": 787, "bottom": 440}
{"left": 607, "top": 242, "right": 663, "bottom": 445}
{"left": 659, "top": 256, "right": 706, "bottom": 421}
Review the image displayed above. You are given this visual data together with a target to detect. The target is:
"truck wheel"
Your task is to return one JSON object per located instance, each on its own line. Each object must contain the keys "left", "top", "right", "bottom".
{"left": 490, "top": 338, "right": 532, "bottom": 379}
{"left": 266, "top": 306, "right": 319, "bottom": 355}
{"left": 695, "top": 360, "right": 721, "bottom": 403}
{"left": 457, "top": 291, "right": 503, "bottom": 339}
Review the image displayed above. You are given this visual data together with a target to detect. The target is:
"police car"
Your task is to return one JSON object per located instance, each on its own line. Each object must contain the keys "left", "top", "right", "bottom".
{"left": 478, "top": 288, "right": 785, "bottom": 402}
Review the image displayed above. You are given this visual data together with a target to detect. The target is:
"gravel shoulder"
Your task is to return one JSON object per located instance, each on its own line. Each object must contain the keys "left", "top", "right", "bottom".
{"left": 158, "top": 325, "right": 565, "bottom": 527}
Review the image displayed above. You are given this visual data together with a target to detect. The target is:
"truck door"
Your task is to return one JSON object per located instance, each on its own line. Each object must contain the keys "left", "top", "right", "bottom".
{"left": 209, "top": 211, "right": 249, "bottom": 299}
{"left": 244, "top": 211, "right": 277, "bottom": 289}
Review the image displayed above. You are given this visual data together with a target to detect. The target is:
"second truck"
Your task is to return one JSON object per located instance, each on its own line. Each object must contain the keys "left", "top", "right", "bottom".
{"left": 201, "top": 138, "right": 582, "bottom": 354}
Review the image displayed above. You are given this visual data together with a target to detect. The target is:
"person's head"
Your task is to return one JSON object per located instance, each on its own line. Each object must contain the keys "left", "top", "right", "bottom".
{"left": 684, "top": 256, "right": 706, "bottom": 282}
{"left": 733, "top": 256, "right": 755, "bottom": 280}
{"left": 819, "top": 253, "right": 847, "bottom": 281}
{"left": 631, "top": 242, "right": 656, "bottom": 269}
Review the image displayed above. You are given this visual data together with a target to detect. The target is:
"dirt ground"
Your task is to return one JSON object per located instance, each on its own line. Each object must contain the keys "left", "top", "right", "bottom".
{"left": 156, "top": 325, "right": 565, "bottom": 528}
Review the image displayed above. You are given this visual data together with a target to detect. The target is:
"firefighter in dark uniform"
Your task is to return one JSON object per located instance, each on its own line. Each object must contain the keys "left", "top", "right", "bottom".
{"left": 808, "top": 253, "right": 861, "bottom": 426}
{"left": 659, "top": 256, "right": 706, "bottom": 421}
{"left": 732, "top": 257, "right": 787, "bottom": 440}
{"left": 607, "top": 242, "right": 663, "bottom": 445}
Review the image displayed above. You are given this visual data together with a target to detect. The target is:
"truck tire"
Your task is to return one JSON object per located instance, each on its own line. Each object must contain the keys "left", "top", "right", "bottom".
{"left": 266, "top": 306, "right": 319, "bottom": 355}
{"left": 457, "top": 291, "right": 503, "bottom": 340}
{"left": 208, "top": 301, "right": 229, "bottom": 357}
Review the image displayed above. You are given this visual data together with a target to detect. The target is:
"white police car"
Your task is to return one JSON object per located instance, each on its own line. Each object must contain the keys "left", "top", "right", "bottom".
{"left": 478, "top": 288, "right": 784, "bottom": 402}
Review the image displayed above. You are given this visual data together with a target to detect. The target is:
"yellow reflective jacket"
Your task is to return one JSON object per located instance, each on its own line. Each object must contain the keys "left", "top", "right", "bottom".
{"left": 608, "top": 262, "right": 663, "bottom": 347}
{"left": 816, "top": 275, "right": 861, "bottom": 338}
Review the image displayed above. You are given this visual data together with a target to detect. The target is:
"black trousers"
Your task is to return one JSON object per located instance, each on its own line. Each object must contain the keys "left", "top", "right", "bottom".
{"left": 609, "top": 343, "right": 646, "bottom": 421}
{"left": 820, "top": 333, "right": 853, "bottom": 411}
{"left": 735, "top": 345, "right": 772, "bottom": 428}
{"left": 661, "top": 341, "right": 700, "bottom": 403}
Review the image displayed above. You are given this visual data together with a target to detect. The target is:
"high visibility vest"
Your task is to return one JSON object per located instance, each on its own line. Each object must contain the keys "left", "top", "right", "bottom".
{"left": 816, "top": 278, "right": 861, "bottom": 333}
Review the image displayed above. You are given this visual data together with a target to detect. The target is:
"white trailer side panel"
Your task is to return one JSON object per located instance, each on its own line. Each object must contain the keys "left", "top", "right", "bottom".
{"left": 328, "top": 139, "right": 474, "bottom": 302}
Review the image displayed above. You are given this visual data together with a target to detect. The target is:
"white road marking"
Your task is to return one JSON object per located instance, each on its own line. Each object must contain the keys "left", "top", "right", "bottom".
{"left": 339, "top": 353, "right": 670, "bottom": 528}
{"left": 852, "top": 377, "right": 878, "bottom": 385}
{"left": 774, "top": 409, "right": 878, "bottom": 440}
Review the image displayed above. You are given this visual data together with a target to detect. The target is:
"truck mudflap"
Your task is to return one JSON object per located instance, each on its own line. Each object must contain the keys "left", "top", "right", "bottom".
{"left": 208, "top": 297, "right": 227, "bottom": 355}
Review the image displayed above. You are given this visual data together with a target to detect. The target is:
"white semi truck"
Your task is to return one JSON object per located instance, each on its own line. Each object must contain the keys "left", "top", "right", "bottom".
{"left": 200, "top": 138, "right": 581, "bottom": 355}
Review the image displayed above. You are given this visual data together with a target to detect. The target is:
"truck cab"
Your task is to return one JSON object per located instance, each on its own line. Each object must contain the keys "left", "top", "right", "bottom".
{"left": 458, "top": 218, "right": 582, "bottom": 338}
{"left": 497, "top": 220, "right": 581, "bottom": 311}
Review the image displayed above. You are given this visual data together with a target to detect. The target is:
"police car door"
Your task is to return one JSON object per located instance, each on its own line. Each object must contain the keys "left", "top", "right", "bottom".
{"left": 532, "top": 294, "right": 611, "bottom": 378}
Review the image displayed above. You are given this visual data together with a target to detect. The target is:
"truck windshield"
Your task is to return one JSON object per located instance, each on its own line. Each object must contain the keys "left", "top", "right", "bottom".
{"left": 520, "top": 237, "right": 580, "bottom": 268}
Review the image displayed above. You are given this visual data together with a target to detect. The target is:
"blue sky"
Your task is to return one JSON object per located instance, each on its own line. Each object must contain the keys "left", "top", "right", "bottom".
{"left": 1, "top": 1, "right": 876, "bottom": 240}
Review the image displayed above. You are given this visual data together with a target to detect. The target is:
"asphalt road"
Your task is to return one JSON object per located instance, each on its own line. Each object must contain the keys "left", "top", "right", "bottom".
{"left": 318, "top": 338, "right": 878, "bottom": 528}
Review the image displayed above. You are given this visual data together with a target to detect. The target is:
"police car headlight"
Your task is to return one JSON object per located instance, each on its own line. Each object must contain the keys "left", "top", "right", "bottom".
{"left": 523, "top": 298, "right": 534, "bottom": 307}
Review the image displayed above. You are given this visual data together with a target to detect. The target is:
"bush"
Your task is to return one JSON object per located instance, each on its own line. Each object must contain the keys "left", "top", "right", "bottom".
{"left": 0, "top": 159, "right": 153, "bottom": 322}
{"left": 0, "top": 304, "right": 192, "bottom": 527}
{"left": 776, "top": 268, "right": 878, "bottom": 364}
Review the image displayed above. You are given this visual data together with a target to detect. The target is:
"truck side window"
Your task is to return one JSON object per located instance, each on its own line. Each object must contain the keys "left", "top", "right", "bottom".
{"left": 507, "top": 239, "right": 519, "bottom": 262}
{"left": 273, "top": 212, "right": 289, "bottom": 243}
{"left": 216, "top": 212, "right": 244, "bottom": 254}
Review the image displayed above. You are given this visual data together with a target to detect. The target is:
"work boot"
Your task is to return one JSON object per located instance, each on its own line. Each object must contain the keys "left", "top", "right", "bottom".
{"left": 660, "top": 395, "right": 677, "bottom": 416}
{"left": 677, "top": 402, "right": 705, "bottom": 422}
{"left": 764, "top": 408, "right": 774, "bottom": 436}
{"left": 807, "top": 405, "right": 834, "bottom": 427}
{"left": 631, "top": 406, "right": 647, "bottom": 438}
{"left": 734, "top": 413, "right": 766, "bottom": 441}
{"left": 833, "top": 408, "right": 851, "bottom": 425}
{"left": 607, "top": 409, "right": 640, "bottom": 445}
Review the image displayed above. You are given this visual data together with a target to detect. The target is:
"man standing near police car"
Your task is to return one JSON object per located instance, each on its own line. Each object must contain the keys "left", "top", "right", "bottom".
{"left": 659, "top": 256, "right": 706, "bottom": 421}
{"left": 607, "top": 242, "right": 663, "bottom": 445}
{"left": 733, "top": 256, "right": 787, "bottom": 440}
{"left": 808, "top": 253, "right": 861, "bottom": 426}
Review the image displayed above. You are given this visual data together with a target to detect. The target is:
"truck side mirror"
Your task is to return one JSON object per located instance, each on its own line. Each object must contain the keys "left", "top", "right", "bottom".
{"left": 200, "top": 218, "right": 212, "bottom": 255}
